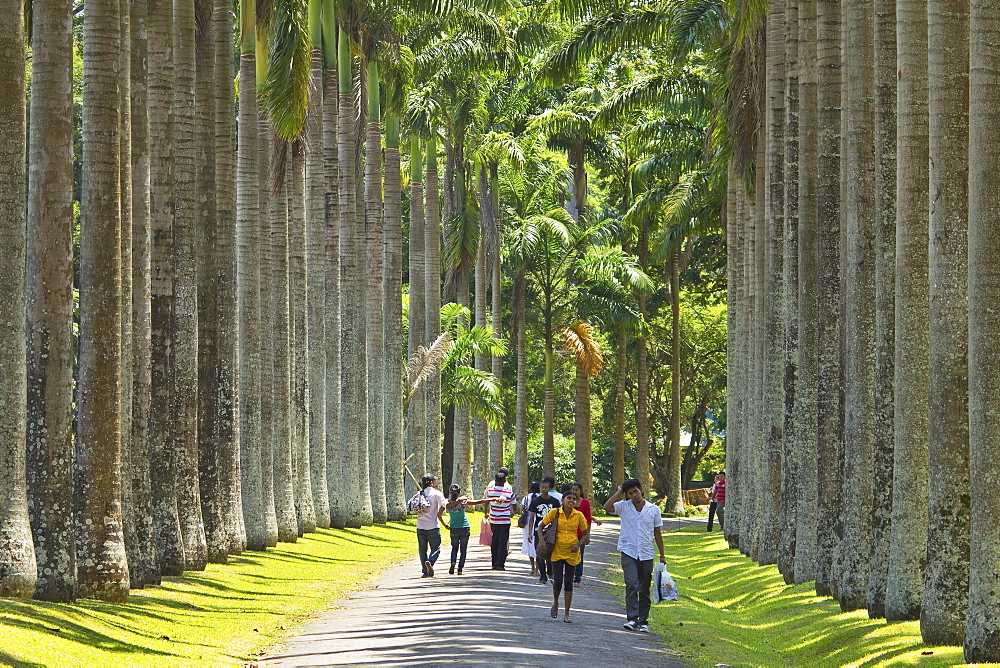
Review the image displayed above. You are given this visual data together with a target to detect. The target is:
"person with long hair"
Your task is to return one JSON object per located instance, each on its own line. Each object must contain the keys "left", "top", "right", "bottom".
{"left": 539, "top": 490, "right": 589, "bottom": 623}
{"left": 444, "top": 484, "right": 495, "bottom": 575}
{"left": 519, "top": 481, "right": 541, "bottom": 575}
{"left": 569, "top": 481, "right": 602, "bottom": 586}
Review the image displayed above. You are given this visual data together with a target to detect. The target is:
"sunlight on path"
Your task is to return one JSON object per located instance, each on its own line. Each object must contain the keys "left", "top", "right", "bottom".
{"left": 263, "top": 519, "right": 687, "bottom": 666}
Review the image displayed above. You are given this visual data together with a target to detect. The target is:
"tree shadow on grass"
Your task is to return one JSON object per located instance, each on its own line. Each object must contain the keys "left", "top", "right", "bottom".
{"left": 0, "top": 610, "right": 181, "bottom": 659}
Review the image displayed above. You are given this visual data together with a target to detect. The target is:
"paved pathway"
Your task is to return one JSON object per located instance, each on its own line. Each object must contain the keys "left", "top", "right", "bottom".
{"left": 262, "top": 516, "right": 699, "bottom": 667}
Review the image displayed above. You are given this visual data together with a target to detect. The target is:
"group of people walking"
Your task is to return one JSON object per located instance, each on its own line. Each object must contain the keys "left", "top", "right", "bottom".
{"left": 411, "top": 467, "right": 669, "bottom": 631}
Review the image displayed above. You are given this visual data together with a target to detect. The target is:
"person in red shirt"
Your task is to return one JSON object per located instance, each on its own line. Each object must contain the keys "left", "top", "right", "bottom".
{"left": 569, "top": 482, "right": 602, "bottom": 586}
{"left": 709, "top": 472, "right": 726, "bottom": 531}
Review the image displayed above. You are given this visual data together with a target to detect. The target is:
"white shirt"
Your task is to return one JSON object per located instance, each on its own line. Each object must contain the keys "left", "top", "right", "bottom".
{"left": 415, "top": 487, "right": 446, "bottom": 530}
{"left": 613, "top": 499, "right": 663, "bottom": 561}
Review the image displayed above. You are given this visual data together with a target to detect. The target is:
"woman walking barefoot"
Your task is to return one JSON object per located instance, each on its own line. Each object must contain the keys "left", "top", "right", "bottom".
{"left": 539, "top": 491, "right": 589, "bottom": 622}
{"left": 444, "top": 484, "right": 496, "bottom": 575}
{"left": 519, "top": 481, "right": 541, "bottom": 575}
{"left": 570, "top": 482, "right": 601, "bottom": 586}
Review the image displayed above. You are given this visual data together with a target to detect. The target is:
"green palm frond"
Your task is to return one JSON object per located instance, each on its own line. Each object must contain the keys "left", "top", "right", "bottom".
{"left": 577, "top": 245, "right": 654, "bottom": 294}
{"left": 594, "top": 74, "right": 715, "bottom": 129}
{"left": 262, "top": 0, "right": 311, "bottom": 140}
{"left": 474, "top": 131, "right": 525, "bottom": 169}
{"left": 441, "top": 366, "right": 504, "bottom": 430}
{"left": 443, "top": 196, "right": 481, "bottom": 273}
{"left": 670, "top": 0, "right": 727, "bottom": 58}
{"left": 441, "top": 301, "right": 472, "bottom": 331}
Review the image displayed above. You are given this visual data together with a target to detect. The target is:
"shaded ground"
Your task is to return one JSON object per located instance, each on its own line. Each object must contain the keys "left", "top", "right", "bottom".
{"left": 262, "top": 517, "right": 699, "bottom": 667}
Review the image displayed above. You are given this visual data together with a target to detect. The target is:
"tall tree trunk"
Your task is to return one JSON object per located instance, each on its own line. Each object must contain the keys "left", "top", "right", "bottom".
{"left": 814, "top": 0, "right": 842, "bottom": 596}
{"left": 306, "top": 43, "right": 330, "bottom": 529}
{"left": 866, "top": 0, "right": 896, "bottom": 619}
{"left": 338, "top": 31, "right": 367, "bottom": 528}
{"left": 792, "top": 0, "right": 818, "bottom": 585}
{"left": 665, "top": 253, "right": 683, "bottom": 514}
{"left": 238, "top": 2, "right": 267, "bottom": 551}
{"left": 271, "top": 140, "right": 298, "bottom": 543}
{"left": 77, "top": 0, "right": 130, "bottom": 600}
{"left": 365, "top": 59, "right": 387, "bottom": 524}
{"left": 213, "top": 0, "right": 244, "bottom": 556}
{"left": 614, "top": 331, "right": 627, "bottom": 490}
{"left": 174, "top": 0, "right": 208, "bottom": 569}
{"left": 25, "top": 0, "right": 78, "bottom": 601}
{"left": 453, "top": 274, "right": 473, "bottom": 492}
{"left": 965, "top": 4, "right": 1000, "bottom": 659}
{"left": 921, "top": 0, "right": 970, "bottom": 645}
{"left": 725, "top": 168, "right": 746, "bottom": 551}
{"left": 574, "top": 368, "right": 593, "bottom": 500}
{"left": 833, "top": 0, "right": 877, "bottom": 612}
{"left": 383, "top": 114, "right": 406, "bottom": 521}
{"left": 148, "top": 0, "right": 185, "bottom": 577}
{"left": 543, "top": 322, "right": 556, "bottom": 478}
{"left": 884, "top": 0, "right": 928, "bottom": 622}
{"left": 473, "top": 236, "right": 490, "bottom": 493}
{"left": 635, "top": 227, "right": 650, "bottom": 491}
{"left": 129, "top": 0, "right": 158, "bottom": 587}
{"left": 424, "top": 135, "right": 443, "bottom": 481}
{"left": 290, "top": 142, "right": 316, "bottom": 534}
{"left": 778, "top": 0, "right": 800, "bottom": 584}
{"left": 489, "top": 192, "right": 504, "bottom": 475}
{"left": 513, "top": 272, "right": 528, "bottom": 497}
{"left": 195, "top": 0, "right": 221, "bottom": 566}
{"left": 0, "top": 0, "right": 36, "bottom": 599}
{"left": 407, "top": 135, "right": 427, "bottom": 490}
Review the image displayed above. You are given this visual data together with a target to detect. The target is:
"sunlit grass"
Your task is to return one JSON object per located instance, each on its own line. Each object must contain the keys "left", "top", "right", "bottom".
{"left": 0, "top": 521, "right": 419, "bottom": 666}
{"left": 605, "top": 527, "right": 965, "bottom": 667}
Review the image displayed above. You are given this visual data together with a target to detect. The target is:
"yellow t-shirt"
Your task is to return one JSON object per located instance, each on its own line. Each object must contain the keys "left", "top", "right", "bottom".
{"left": 541, "top": 507, "right": 588, "bottom": 566}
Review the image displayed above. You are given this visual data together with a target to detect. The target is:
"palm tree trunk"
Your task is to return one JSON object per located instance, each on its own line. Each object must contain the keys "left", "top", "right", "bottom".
{"left": 665, "top": 253, "right": 683, "bottom": 514}
{"left": 964, "top": 4, "right": 1000, "bottom": 659}
{"left": 272, "top": 141, "right": 298, "bottom": 543}
{"left": 543, "top": 326, "right": 555, "bottom": 478}
{"left": 0, "top": 1, "right": 36, "bottom": 599}
{"left": 365, "top": 59, "right": 387, "bottom": 524}
{"left": 148, "top": 0, "right": 184, "bottom": 578}
{"left": 613, "top": 330, "right": 627, "bottom": 490}
{"left": 129, "top": 0, "right": 157, "bottom": 586}
{"left": 884, "top": 0, "right": 928, "bottom": 623}
{"left": 513, "top": 271, "right": 528, "bottom": 498}
{"left": 24, "top": 0, "right": 78, "bottom": 601}
{"left": 290, "top": 141, "right": 316, "bottom": 534}
{"left": 725, "top": 167, "right": 745, "bottom": 551}
{"left": 792, "top": 0, "right": 818, "bottom": 585}
{"left": 473, "top": 236, "right": 490, "bottom": 493}
{"left": 77, "top": 0, "right": 129, "bottom": 600}
{"left": 453, "top": 275, "right": 473, "bottom": 492}
{"left": 383, "top": 114, "right": 406, "bottom": 521}
{"left": 306, "top": 42, "right": 330, "bottom": 529}
{"left": 833, "top": 0, "right": 878, "bottom": 613}
{"left": 489, "top": 178, "right": 504, "bottom": 474}
{"left": 635, "top": 226, "right": 650, "bottom": 492}
{"left": 238, "top": 1, "right": 267, "bottom": 551}
{"left": 866, "top": 0, "right": 896, "bottom": 618}
{"left": 813, "top": 0, "right": 841, "bottom": 596}
{"left": 407, "top": 135, "right": 427, "bottom": 490}
{"left": 921, "top": 0, "right": 970, "bottom": 645}
{"left": 574, "top": 366, "right": 593, "bottom": 501}
{"left": 777, "top": 0, "right": 799, "bottom": 585}
{"left": 424, "top": 135, "right": 443, "bottom": 480}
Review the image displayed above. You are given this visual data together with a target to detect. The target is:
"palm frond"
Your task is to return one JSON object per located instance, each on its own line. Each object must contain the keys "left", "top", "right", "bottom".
{"left": 562, "top": 323, "right": 604, "bottom": 376}
{"left": 406, "top": 332, "right": 454, "bottom": 402}
{"left": 262, "top": 0, "right": 311, "bottom": 141}
{"left": 441, "top": 366, "right": 505, "bottom": 430}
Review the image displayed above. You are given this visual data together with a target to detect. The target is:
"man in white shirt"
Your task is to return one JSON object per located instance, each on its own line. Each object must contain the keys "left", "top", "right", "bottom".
{"left": 416, "top": 474, "right": 446, "bottom": 577}
{"left": 604, "top": 478, "right": 666, "bottom": 633}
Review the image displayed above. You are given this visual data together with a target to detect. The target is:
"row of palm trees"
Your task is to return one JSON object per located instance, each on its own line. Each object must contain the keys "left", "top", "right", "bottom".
{"left": 724, "top": 0, "right": 1000, "bottom": 660}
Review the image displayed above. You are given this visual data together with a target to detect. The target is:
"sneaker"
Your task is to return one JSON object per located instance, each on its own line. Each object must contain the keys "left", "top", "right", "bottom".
{"left": 623, "top": 619, "right": 639, "bottom": 631}
{"left": 449, "top": 563, "right": 455, "bottom": 575}
{"left": 424, "top": 561, "right": 434, "bottom": 577}
{"left": 637, "top": 624, "right": 650, "bottom": 633}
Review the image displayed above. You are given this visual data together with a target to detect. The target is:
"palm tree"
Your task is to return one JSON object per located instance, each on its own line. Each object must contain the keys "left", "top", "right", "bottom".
{"left": 24, "top": 0, "right": 78, "bottom": 601}
{"left": 408, "top": 136, "right": 428, "bottom": 485}
{"left": 563, "top": 324, "right": 603, "bottom": 500}
{"left": 921, "top": 0, "right": 970, "bottom": 645}
{"left": 148, "top": 0, "right": 185, "bottom": 578}
{"left": 0, "top": 0, "right": 36, "bottom": 599}
{"left": 424, "top": 133, "right": 443, "bottom": 484}
{"left": 965, "top": 4, "right": 1000, "bottom": 659}
{"left": 77, "top": 0, "right": 130, "bottom": 600}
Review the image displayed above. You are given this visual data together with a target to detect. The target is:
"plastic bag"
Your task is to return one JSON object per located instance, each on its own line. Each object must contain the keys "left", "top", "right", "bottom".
{"left": 479, "top": 518, "right": 493, "bottom": 546}
{"left": 653, "top": 561, "right": 679, "bottom": 603}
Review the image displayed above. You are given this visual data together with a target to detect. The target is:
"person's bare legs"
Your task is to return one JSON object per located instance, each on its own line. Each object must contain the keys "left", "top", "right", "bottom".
{"left": 563, "top": 589, "right": 574, "bottom": 622}
{"left": 529, "top": 556, "right": 537, "bottom": 575}
{"left": 551, "top": 587, "right": 560, "bottom": 617}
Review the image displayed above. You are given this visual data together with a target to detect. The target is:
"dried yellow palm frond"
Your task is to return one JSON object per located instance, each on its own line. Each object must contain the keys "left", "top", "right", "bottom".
{"left": 406, "top": 331, "right": 453, "bottom": 401}
{"left": 562, "top": 322, "right": 604, "bottom": 377}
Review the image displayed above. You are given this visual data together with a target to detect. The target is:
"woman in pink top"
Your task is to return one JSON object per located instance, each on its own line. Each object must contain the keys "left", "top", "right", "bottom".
{"left": 570, "top": 481, "right": 602, "bottom": 586}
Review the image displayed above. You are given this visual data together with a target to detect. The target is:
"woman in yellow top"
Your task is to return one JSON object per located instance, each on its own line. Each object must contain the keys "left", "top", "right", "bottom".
{"left": 540, "top": 490, "right": 589, "bottom": 623}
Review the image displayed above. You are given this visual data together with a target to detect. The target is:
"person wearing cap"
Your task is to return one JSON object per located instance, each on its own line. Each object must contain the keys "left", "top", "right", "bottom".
{"left": 415, "top": 474, "right": 447, "bottom": 577}
{"left": 483, "top": 467, "right": 517, "bottom": 570}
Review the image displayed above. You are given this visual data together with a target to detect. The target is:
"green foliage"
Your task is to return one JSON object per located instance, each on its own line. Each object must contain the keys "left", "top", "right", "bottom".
{"left": 604, "top": 528, "right": 964, "bottom": 666}
{"left": 0, "top": 524, "right": 416, "bottom": 666}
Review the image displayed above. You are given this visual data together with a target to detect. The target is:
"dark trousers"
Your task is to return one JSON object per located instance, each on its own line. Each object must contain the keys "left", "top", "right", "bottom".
{"left": 417, "top": 528, "right": 441, "bottom": 574}
{"left": 707, "top": 501, "right": 718, "bottom": 530}
{"left": 450, "top": 527, "right": 470, "bottom": 571}
{"left": 551, "top": 558, "right": 575, "bottom": 593}
{"left": 490, "top": 522, "right": 511, "bottom": 568}
{"left": 621, "top": 553, "right": 654, "bottom": 624}
{"left": 573, "top": 544, "right": 586, "bottom": 582}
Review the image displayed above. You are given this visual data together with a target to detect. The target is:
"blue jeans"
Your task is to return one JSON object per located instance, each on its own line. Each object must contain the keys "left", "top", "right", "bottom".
{"left": 450, "top": 527, "right": 470, "bottom": 571}
{"left": 417, "top": 528, "right": 441, "bottom": 574}
{"left": 574, "top": 544, "right": 586, "bottom": 582}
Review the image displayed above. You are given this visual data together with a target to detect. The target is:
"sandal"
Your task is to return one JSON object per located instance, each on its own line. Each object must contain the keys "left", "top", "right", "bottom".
{"left": 563, "top": 616, "right": 573, "bottom": 623}
{"left": 550, "top": 605, "right": 558, "bottom": 618}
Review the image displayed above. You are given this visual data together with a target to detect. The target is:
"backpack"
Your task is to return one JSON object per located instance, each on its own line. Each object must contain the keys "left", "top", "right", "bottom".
{"left": 406, "top": 488, "right": 432, "bottom": 514}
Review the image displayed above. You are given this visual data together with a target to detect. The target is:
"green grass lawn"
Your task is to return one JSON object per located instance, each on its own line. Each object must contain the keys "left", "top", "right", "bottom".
{"left": 605, "top": 526, "right": 966, "bottom": 667}
{"left": 0, "top": 520, "right": 420, "bottom": 667}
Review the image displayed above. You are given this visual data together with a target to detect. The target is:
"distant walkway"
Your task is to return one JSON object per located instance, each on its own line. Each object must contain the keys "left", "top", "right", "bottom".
{"left": 263, "top": 517, "right": 690, "bottom": 666}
